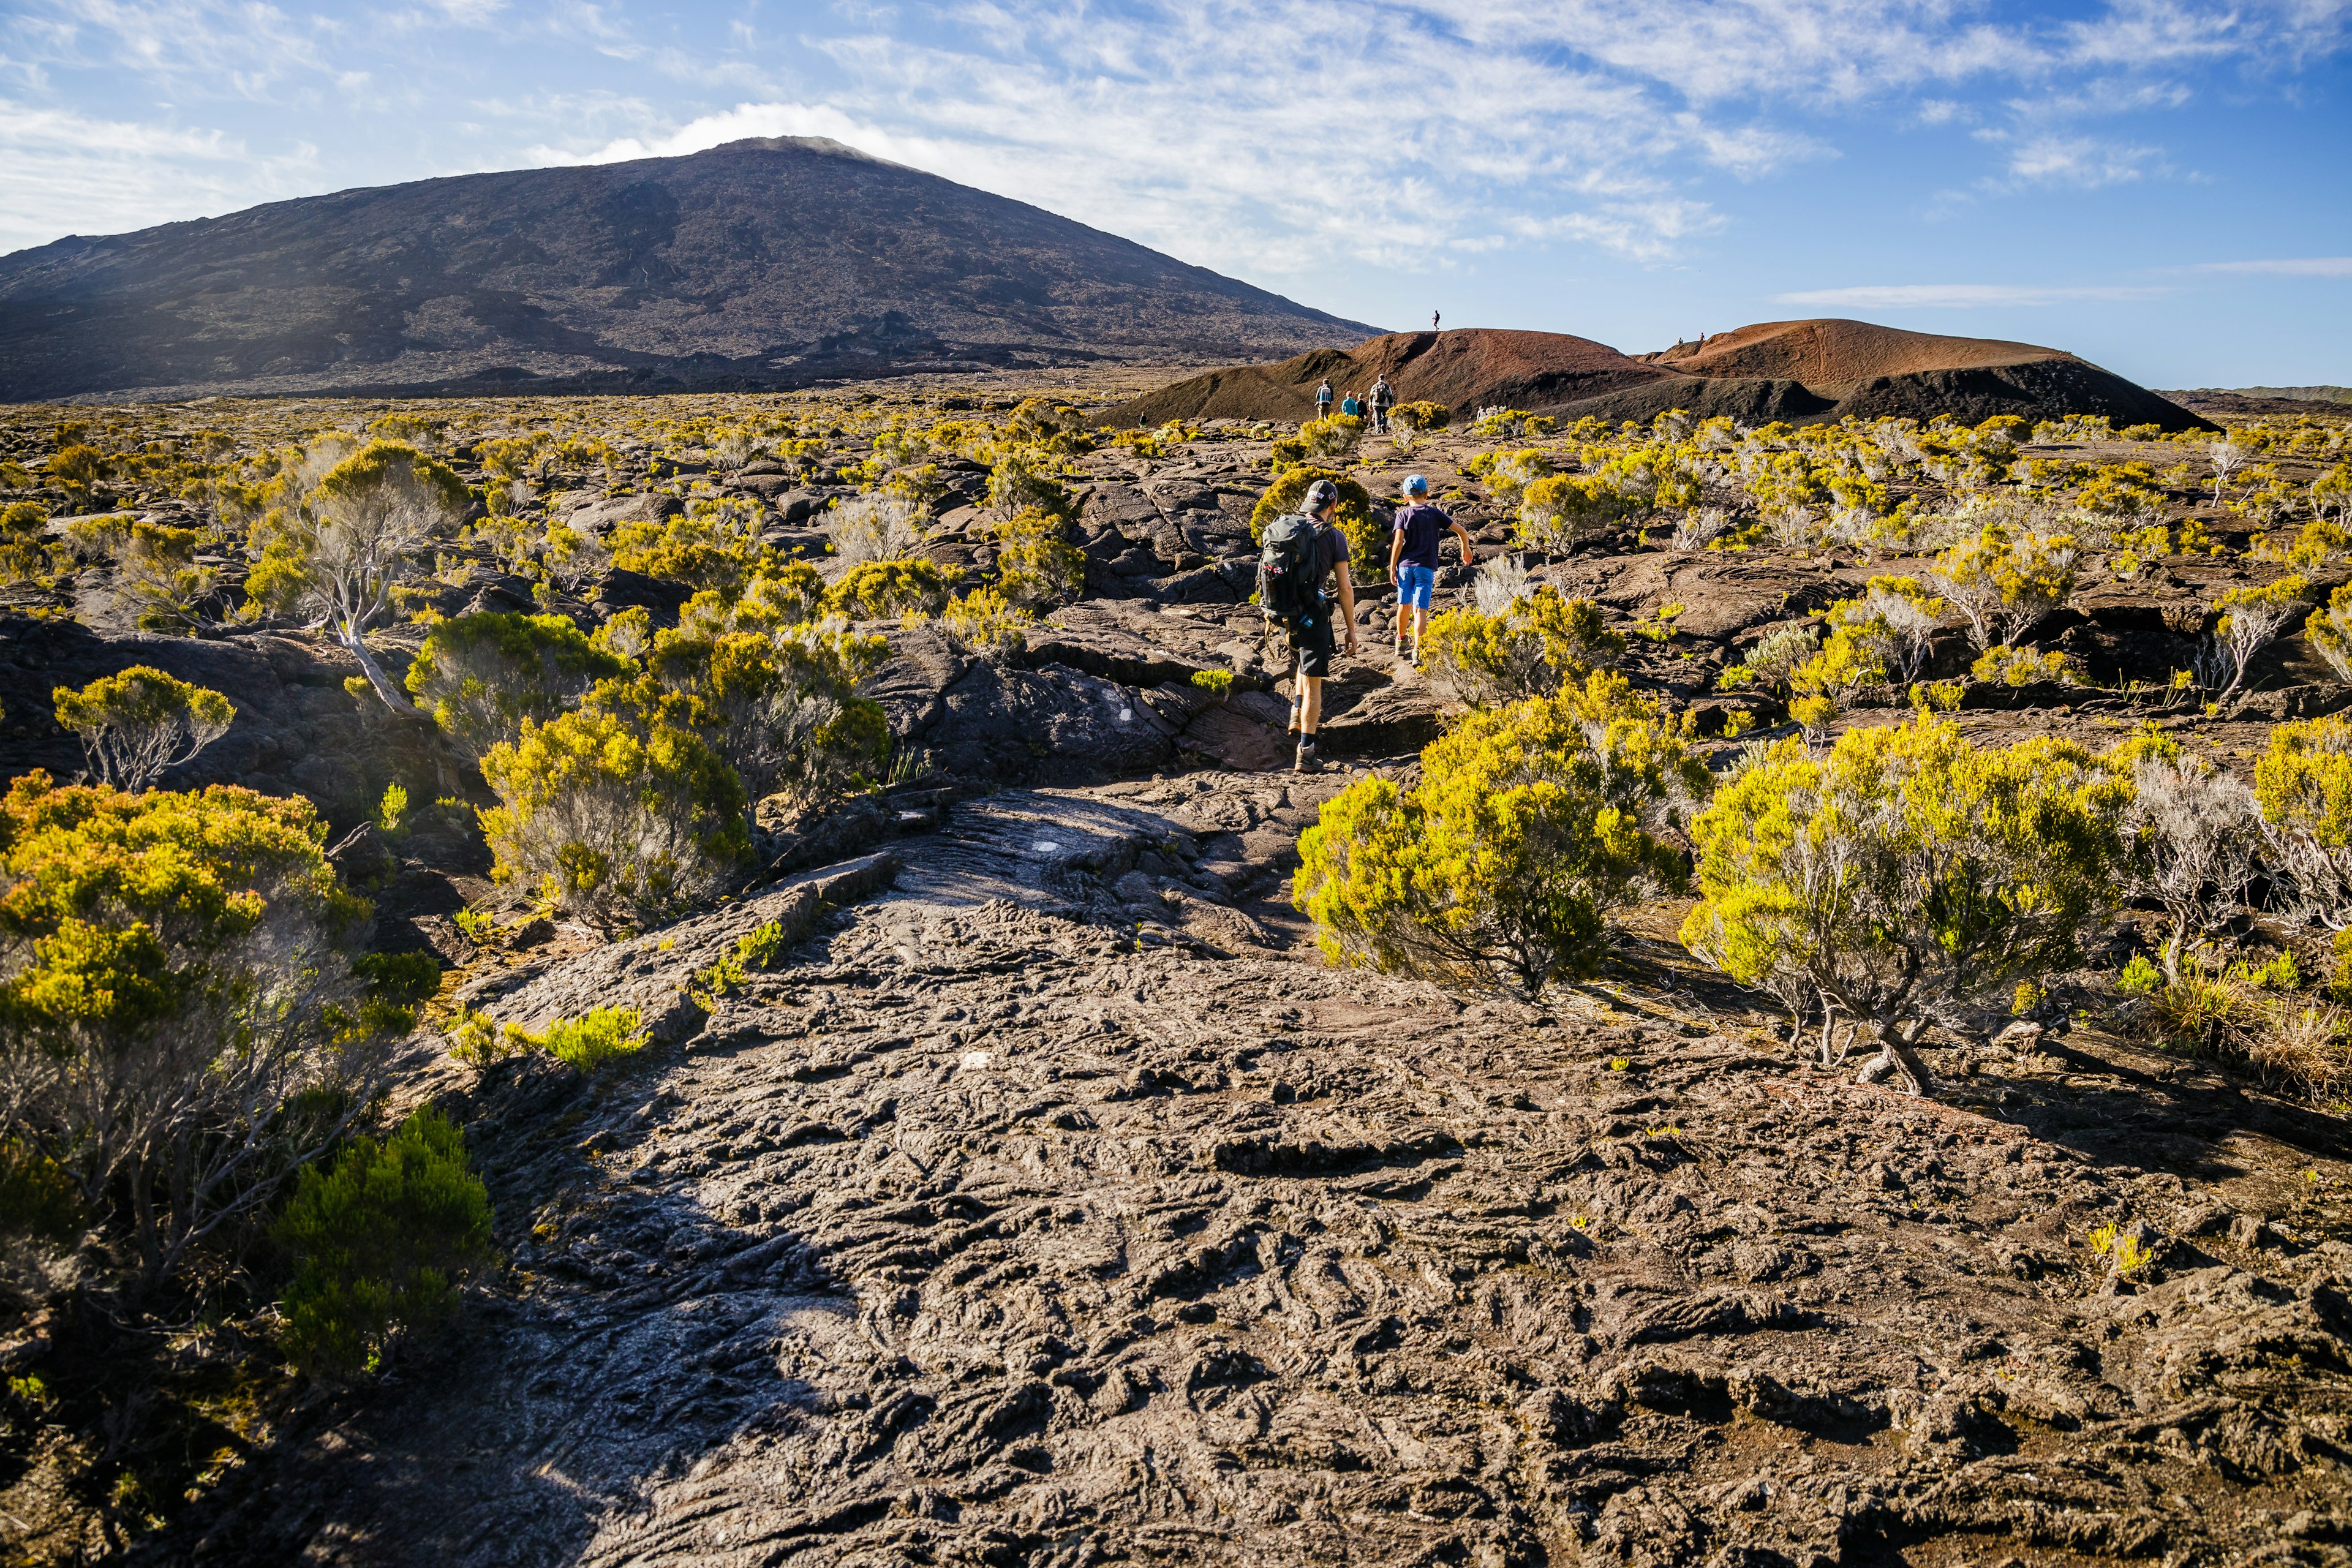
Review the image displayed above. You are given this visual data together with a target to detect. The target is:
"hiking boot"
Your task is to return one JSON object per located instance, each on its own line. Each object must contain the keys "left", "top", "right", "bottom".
{"left": 1294, "top": 739, "right": 1324, "bottom": 774}
{"left": 1286, "top": 707, "right": 1302, "bottom": 736}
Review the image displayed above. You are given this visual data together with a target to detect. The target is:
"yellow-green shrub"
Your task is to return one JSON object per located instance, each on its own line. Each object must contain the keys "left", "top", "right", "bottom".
{"left": 1422, "top": 587, "right": 1624, "bottom": 706}
{"left": 990, "top": 506, "right": 1086, "bottom": 608}
{"left": 503, "top": 1005, "right": 647, "bottom": 1069}
{"left": 820, "top": 557, "right": 960, "bottom": 620}
{"left": 1972, "top": 645, "right": 2077, "bottom": 685}
{"left": 53, "top": 665, "right": 235, "bottom": 791}
{"left": 478, "top": 699, "right": 752, "bottom": 930}
{"left": 405, "top": 612, "right": 630, "bottom": 765}
{"left": 1294, "top": 673, "right": 1703, "bottom": 996}
{"left": 941, "top": 586, "right": 1032, "bottom": 657}
{"left": 1681, "top": 714, "right": 2130, "bottom": 1093}
{"left": 609, "top": 496, "right": 771, "bottom": 594}
{"left": 0, "top": 771, "right": 379, "bottom": 1289}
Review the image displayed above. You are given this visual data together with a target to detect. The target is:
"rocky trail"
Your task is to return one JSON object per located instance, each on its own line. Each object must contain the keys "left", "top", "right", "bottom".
{"left": 159, "top": 775, "right": 2352, "bottom": 1567}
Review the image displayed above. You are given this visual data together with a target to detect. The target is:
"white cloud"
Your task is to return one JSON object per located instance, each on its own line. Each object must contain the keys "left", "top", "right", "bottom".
{"left": 1996, "top": 132, "right": 2165, "bottom": 188}
{"left": 0, "top": 99, "right": 319, "bottom": 251}
{"left": 2193, "top": 257, "right": 2352, "bottom": 277}
{"left": 1774, "top": 282, "right": 2174, "bottom": 308}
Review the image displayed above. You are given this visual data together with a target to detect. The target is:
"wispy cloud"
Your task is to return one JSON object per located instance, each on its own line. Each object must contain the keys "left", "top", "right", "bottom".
{"left": 1774, "top": 282, "right": 2174, "bottom": 308}
{"left": 2193, "top": 257, "right": 2352, "bottom": 277}
{"left": 0, "top": 99, "right": 319, "bottom": 250}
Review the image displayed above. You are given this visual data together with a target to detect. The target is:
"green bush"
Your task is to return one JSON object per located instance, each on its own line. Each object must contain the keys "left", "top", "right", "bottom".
{"left": 1189, "top": 668, "right": 1234, "bottom": 696}
{"left": 941, "top": 587, "right": 1032, "bottom": 658}
{"left": 609, "top": 496, "right": 772, "bottom": 594}
{"left": 692, "top": 919, "right": 788, "bottom": 1005}
{"left": 1681, "top": 713, "right": 2130, "bottom": 1093}
{"left": 404, "top": 612, "right": 630, "bottom": 764}
{"left": 1294, "top": 673, "right": 1703, "bottom": 997}
{"left": 1393, "top": 401, "right": 1450, "bottom": 432}
{"left": 641, "top": 619, "right": 890, "bottom": 809}
{"left": 275, "top": 1106, "right": 492, "bottom": 1378}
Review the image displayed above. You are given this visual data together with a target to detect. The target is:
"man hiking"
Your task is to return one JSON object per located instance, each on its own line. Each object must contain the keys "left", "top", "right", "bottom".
{"left": 1369, "top": 375, "right": 1395, "bottom": 432}
{"left": 1387, "top": 474, "right": 1474, "bottom": 665}
{"left": 1256, "top": 478, "right": 1358, "bottom": 773}
{"left": 1314, "top": 379, "right": 1333, "bottom": 420}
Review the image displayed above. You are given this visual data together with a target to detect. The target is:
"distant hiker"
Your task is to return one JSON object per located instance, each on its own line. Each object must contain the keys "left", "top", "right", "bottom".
{"left": 1370, "top": 375, "right": 1395, "bottom": 432}
{"left": 1316, "top": 380, "right": 1333, "bottom": 420}
{"left": 1431, "top": 311, "right": 1440, "bottom": 333}
{"left": 1257, "top": 478, "right": 1358, "bottom": 773}
{"left": 1341, "top": 391, "right": 1362, "bottom": 419}
{"left": 1388, "top": 474, "right": 1474, "bottom": 665}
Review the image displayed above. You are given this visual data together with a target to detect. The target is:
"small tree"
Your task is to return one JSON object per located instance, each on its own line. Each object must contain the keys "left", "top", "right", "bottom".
{"left": 2209, "top": 439, "right": 2246, "bottom": 503}
{"left": 1681, "top": 713, "right": 2130, "bottom": 1094}
{"left": 118, "top": 521, "right": 216, "bottom": 634}
{"left": 244, "top": 440, "right": 468, "bottom": 707}
{"left": 2194, "top": 576, "right": 2309, "bottom": 699}
{"left": 1931, "top": 522, "right": 2078, "bottom": 650}
{"left": 404, "top": 612, "right": 631, "bottom": 766}
{"left": 275, "top": 1106, "right": 492, "bottom": 1379}
{"left": 2306, "top": 582, "right": 2352, "bottom": 684}
{"left": 0, "top": 772, "right": 386, "bottom": 1291}
{"left": 2253, "top": 715, "right": 2352, "bottom": 930}
{"left": 1295, "top": 673, "right": 1705, "bottom": 997}
{"left": 53, "top": 666, "right": 235, "bottom": 790}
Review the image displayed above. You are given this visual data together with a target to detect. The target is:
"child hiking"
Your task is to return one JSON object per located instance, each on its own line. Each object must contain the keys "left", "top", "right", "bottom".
{"left": 1387, "top": 474, "right": 1474, "bottom": 665}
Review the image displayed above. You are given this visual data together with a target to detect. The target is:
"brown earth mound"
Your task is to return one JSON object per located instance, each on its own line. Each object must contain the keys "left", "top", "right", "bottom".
{"left": 1100, "top": 328, "right": 1678, "bottom": 426}
{"left": 1642, "top": 317, "right": 2065, "bottom": 396}
{"left": 1104, "top": 320, "right": 2212, "bottom": 432}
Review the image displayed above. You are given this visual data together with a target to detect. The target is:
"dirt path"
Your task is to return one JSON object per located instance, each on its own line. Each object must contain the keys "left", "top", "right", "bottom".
{"left": 154, "top": 775, "right": 2352, "bottom": 1567}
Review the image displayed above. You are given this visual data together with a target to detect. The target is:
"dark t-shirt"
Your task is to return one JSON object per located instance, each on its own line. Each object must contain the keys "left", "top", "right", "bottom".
{"left": 1313, "top": 521, "right": 1351, "bottom": 592}
{"left": 1393, "top": 502, "right": 1452, "bottom": 568}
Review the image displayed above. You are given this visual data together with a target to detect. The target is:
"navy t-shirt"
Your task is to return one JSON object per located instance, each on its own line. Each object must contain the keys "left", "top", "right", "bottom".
{"left": 1393, "top": 502, "right": 1452, "bottom": 569}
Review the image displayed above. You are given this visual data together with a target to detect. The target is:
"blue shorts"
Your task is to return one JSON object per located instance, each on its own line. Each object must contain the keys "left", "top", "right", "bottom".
{"left": 1396, "top": 564, "right": 1436, "bottom": 609}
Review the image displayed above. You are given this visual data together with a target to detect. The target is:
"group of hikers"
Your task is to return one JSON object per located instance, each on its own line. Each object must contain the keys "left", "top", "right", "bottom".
{"left": 1315, "top": 375, "right": 1395, "bottom": 432}
{"left": 1256, "top": 473, "right": 1476, "bottom": 774}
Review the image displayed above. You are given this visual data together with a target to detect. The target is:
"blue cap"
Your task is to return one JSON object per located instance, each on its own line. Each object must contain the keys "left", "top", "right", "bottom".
{"left": 1403, "top": 474, "right": 1428, "bottom": 496}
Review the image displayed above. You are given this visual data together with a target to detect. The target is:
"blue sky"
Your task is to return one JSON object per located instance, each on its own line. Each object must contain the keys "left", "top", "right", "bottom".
{"left": 1, "top": 0, "right": 2346, "bottom": 386}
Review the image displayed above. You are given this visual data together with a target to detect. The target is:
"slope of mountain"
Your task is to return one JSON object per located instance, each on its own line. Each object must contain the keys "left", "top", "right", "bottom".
{"left": 1106, "top": 320, "right": 2211, "bottom": 431}
{"left": 0, "top": 138, "right": 1379, "bottom": 401}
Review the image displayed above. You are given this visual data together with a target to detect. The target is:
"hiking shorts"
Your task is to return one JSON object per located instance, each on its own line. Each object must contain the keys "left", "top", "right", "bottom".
{"left": 1396, "top": 564, "right": 1436, "bottom": 609}
{"left": 1287, "top": 611, "right": 1336, "bottom": 679}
